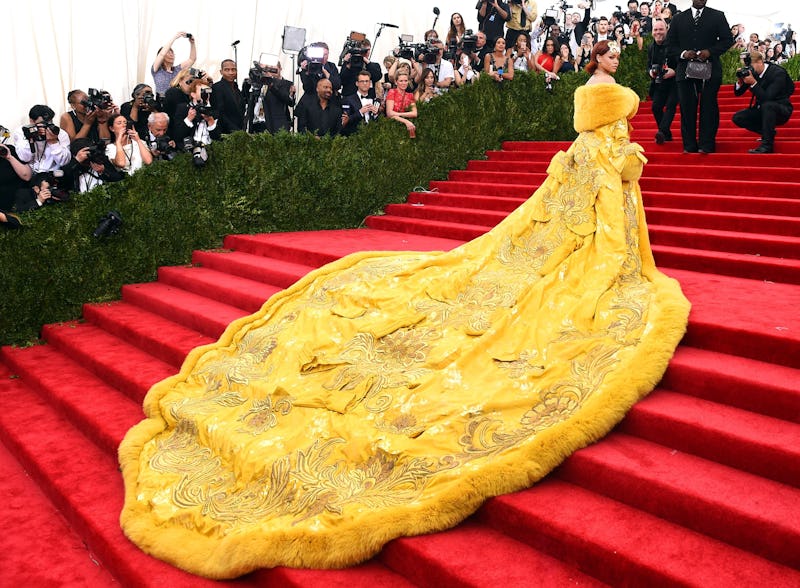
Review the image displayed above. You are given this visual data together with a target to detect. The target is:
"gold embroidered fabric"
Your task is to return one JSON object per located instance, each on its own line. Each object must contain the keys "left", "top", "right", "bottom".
{"left": 119, "top": 83, "right": 690, "bottom": 579}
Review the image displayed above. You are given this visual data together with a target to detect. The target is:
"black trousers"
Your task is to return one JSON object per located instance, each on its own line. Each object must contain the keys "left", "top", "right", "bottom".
{"left": 732, "top": 102, "right": 793, "bottom": 147}
{"left": 677, "top": 76, "right": 722, "bottom": 152}
{"left": 650, "top": 80, "right": 678, "bottom": 137}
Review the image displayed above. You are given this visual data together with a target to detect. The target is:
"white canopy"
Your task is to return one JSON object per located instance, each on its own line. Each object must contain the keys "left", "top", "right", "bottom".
{"left": 2, "top": 0, "right": 796, "bottom": 128}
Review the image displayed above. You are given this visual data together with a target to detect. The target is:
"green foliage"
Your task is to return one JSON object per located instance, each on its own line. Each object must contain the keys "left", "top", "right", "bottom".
{"left": 0, "top": 41, "right": 727, "bottom": 344}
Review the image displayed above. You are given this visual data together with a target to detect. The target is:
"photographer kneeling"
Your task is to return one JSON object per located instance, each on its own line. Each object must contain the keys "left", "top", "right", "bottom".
{"left": 173, "top": 79, "right": 222, "bottom": 167}
{"left": 732, "top": 50, "right": 794, "bottom": 154}
{"left": 145, "top": 112, "right": 178, "bottom": 161}
{"left": 62, "top": 138, "right": 125, "bottom": 193}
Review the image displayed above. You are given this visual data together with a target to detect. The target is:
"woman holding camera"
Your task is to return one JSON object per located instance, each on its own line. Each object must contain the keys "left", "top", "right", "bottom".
{"left": 121, "top": 84, "right": 158, "bottom": 140}
{"left": 105, "top": 113, "right": 153, "bottom": 175}
{"left": 511, "top": 33, "right": 535, "bottom": 72}
{"left": 152, "top": 31, "right": 198, "bottom": 94}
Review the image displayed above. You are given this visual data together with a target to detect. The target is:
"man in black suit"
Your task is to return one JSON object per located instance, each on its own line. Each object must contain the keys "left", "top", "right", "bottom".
{"left": 211, "top": 59, "right": 244, "bottom": 134}
{"left": 341, "top": 71, "right": 380, "bottom": 137}
{"left": 666, "top": 0, "right": 733, "bottom": 154}
{"left": 648, "top": 18, "right": 678, "bottom": 144}
{"left": 732, "top": 51, "right": 794, "bottom": 154}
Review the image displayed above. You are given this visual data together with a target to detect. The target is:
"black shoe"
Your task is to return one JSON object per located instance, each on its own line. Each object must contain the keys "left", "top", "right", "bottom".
{"left": 749, "top": 144, "right": 774, "bottom": 154}
{"left": 698, "top": 148, "right": 715, "bottom": 154}
{"left": 683, "top": 148, "right": 698, "bottom": 153}
{"left": 663, "top": 134, "right": 673, "bottom": 142}
{"left": 0, "top": 211, "right": 21, "bottom": 229}
{"left": 655, "top": 131, "right": 665, "bottom": 145}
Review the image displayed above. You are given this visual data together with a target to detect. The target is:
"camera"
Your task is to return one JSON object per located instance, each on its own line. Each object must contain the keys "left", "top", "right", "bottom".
{"left": 23, "top": 121, "right": 60, "bottom": 141}
{"left": 93, "top": 210, "right": 122, "bottom": 238}
{"left": 545, "top": 72, "right": 557, "bottom": 93}
{"left": 183, "top": 137, "right": 208, "bottom": 167}
{"left": 461, "top": 30, "right": 478, "bottom": 54}
{"left": 0, "top": 144, "right": 7, "bottom": 158}
{"left": 85, "top": 140, "right": 109, "bottom": 164}
{"left": 185, "top": 33, "right": 193, "bottom": 40}
{"left": 192, "top": 89, "right": 214, "bottom": 118}
{"left": 417, "top": 42, "right": 440, "bottom": 65}
{"left": 736, "top": 51, "right": 753, "bottom": 80}
{"left": 650, "top": 63, "right": 666, "bottom": 84}
{"left": 81, "top": 88, "right": 113, "bottom": 113}
{"left": 299, "top": 45, "right": 325, "bottom": 76}
{"left": 442, "top": 40, "right": 459, "bottom": 62}
{"left": 339, "top": 34, "right": 368, "bottom": 68}
{"left": 140, "top": 90, "right": 163, "bottom": 111}
{"left": 248, "top": 61, "right": 278, "bottom": 89}
{"left": 154, "top": 136, "right": 177, "bottom": 161}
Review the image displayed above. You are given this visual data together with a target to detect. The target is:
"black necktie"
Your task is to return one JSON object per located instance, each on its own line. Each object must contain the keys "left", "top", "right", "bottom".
{"left": 694, "top": 9, "right": 701, "bottom": 26}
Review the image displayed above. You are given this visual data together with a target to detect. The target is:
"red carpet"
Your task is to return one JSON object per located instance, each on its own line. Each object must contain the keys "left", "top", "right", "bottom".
{"left": 1, "top": 86, "right": 799, "bottom": 587}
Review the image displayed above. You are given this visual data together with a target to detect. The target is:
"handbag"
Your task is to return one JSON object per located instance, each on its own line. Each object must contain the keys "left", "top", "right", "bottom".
{"left": 685, "top": 60, "right": 712, "bottom": 80}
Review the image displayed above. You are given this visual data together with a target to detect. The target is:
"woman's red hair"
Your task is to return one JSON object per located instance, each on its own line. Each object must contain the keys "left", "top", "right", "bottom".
{"left": 585, "top": 40, "right": 615, "bottom": 75}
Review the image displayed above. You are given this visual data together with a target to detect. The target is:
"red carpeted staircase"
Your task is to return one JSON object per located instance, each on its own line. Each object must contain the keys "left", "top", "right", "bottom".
{"left": 2, "top": 85, "right": 800, "bottom": 587}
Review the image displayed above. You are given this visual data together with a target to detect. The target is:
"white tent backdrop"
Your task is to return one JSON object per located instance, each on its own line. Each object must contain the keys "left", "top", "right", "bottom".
{"left": 2, "top": 0, "right": 798, "bottom": 128}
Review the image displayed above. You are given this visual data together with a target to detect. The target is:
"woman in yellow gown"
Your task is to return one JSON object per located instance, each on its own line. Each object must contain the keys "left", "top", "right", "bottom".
{"left": 119, "top": 41, "right": 690, "bottom": 579}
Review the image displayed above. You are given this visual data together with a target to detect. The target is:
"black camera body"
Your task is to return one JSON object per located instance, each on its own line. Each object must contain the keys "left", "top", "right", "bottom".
{"left": 23, "top": 122, "right": 59, "bottom": 141}
{"left": 418, "top": 42, "right": 440, "bottom": 65}
{"left": 340, "top": 39, "right": 368, "bottom": 68}
{"left": 93, "top": 210, "right": 122, "bottom": 238}
{"left": 141, "top": 90, "right": 164, "bottom": 111}
{"left": 249, "top": 62, "right": 278, "bottom": 88}
{"left": 736, "top": 52, "right": 753, "bottom": 80}
{"left": 182, "top": 137, "right": 208, "bottom": 167}
{"left": 650, "top": 63, "right": 666, "bottom": 84}
{"left": 0, "top": 144, "right": 8, "bottom": 158}
{"left": 85, "top": 140, "right": 109, "bottom": 164}
{"left": 154, "top": 136, "right": 177, "bottom": 161}
{"left": 461, "top": 30, "right": 478, "bottom": 54}
{"left": 193, "top": 90, "right": 215, "bottom": 118}
{"left": 82, "top": 88, "right": 113, "bottom": 113}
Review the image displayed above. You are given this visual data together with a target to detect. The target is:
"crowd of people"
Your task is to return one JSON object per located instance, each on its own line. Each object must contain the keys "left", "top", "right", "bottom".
{"left": 2, "top": 1, "right": 797, "bottom": 229}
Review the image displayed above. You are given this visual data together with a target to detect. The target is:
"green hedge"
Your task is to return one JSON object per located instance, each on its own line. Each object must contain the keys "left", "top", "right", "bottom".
{"left": 0, "top": 44, "right": 794, "bottom": 345}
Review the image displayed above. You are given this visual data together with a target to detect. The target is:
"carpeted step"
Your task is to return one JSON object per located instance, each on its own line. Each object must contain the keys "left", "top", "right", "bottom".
{"left": 653, "top": 243, "right": 800, "bottom": 284}
{"left": 407, "top": 190, "right": 526, "bottom": 212}
{"left": 428, "top": 180, "right": 534, "bottom": 198}
{"left": 224, "top": 229, "right": 462, "bottom": 267}
{"left": 556, "top": 433, "right": 800, "bottom": 568}
{"left": 448, "top": 169, "right": 546, "bottom": 185}
{"left": 379, "top": 520, "right": 607, "bottom": 587}
{"left": 632, "top": 128, "right": 800, "bottom": 140}
{"left": 646, "top": 140, "right": 800, "bottom": 154}
{"left": 467, "top": 159, "right": 800, "bottom": 184}
{"left": 0, "top": 371, "right": 228, "bottom": 588}
{"left": 158, "top": 265, "right": 282, "bottom": 313}
{"left": 478, "top": 479, "right": 800, "bottom": 587}
{"left": 0, "top": 344, "right": 142, "bottom": 455}
{"left": 648, "top": 223, "right": 800, "bottom": 259}
{"left": 621, "top": 389, "right": 800, "bottom": 488}
{"left": 0, "top": 436, "right": 118, "bottom": 586}
{"left": 487, "top": 149, "right": 800, "bottom": 167}
{"left": 41, "top": 322, "right": 175, "bottom": 404}
{"left": 365, "top": 215, "right": 485, "bottom": 241}
{"left": 663, "top": 267, "right": 800, "bottom": 369}
{"left": 121, "top": 281, "right": 248, "bottom": 339}
{"left": 384, "top": 202, "right": 506, "bottom": 227}
{"left": 192, "top": 250, "right": 315, "bottom": 289}
{"left": 82, "top": 300, "right": 213, "bottom": 369}
{"left": 662, "top": 346, "right": 800, "bottom": 424}
{"left": 645, "top": 207, "right": 800, "bottom": 236}
{"left": 643, "top": 192, "right": 800, "bottom": 217}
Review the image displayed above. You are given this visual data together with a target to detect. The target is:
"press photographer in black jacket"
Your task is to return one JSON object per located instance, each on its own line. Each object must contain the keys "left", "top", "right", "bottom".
{"left": 648, "top": 19, "right": 678, "bottom": 144}
{"left": 732, "top": 50, "right": 795, "bottom": 154}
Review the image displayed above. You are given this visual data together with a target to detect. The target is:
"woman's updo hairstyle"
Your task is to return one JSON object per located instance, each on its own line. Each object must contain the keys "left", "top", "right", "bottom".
{"left": 585, "top": 40, "right": 619, "bottom": 75}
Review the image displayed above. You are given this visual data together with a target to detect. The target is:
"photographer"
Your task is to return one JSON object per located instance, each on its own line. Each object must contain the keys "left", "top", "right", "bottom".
{"left": 340, "top": 38, "right": 383, "bottom": 98}
{"left": 173, "top": 80, "right": 222, "bottom": 164}
{"left": 0, "top": 137, "right": 32, "bottom": 211}
{"left": 211, "top": 60, "right": 245, "bottom": 134}
{"left": 151, "top": 31, "right": 198, "bottom": 94}
{"left": 505, "top": 0, "right": 537, "bottom": 49}
{"left": 121, "top": 84, "right": 162, "bottom": 139}
{"left": 648, "top": 19, "right": 678, "bottom": 144}
{"left": 477, "top": 0, "right": 511, "bottom": 46}
{"left": 61, "top": 138, "right": 124, "bottom": 193}
{"left": 622, "top": 1, "right": 640, "bottom": 26}
{"left": 13, "top": 105, "right": 72, "bottom": 173}
{"left": 145, "top": 112, "right": 178, "bottom": 161}
{"left": 242, "top": 61, "right": 295, "bottom": 134}
{"left": 426, "top": 41, "right": 456, "bottom": 90}
{"left": 733, "top": 51, "right": 794, "bottom": 154}
{"left": 59, "top": 89, "right": 114, "bottom": 142}
{"left": 14, "top": 171, "right": 70, "bottom": 212}
{"left": 299, "top": 42, "right": 341, "bottom": 96}
{"left": 593, "top": 17, "right": 611, "bottom": 43}
{"left": 105, "top": 113, "right": 153, "bottom": 175}
{"left": 565, "top": 3, "right": 592, "bottom": 56}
